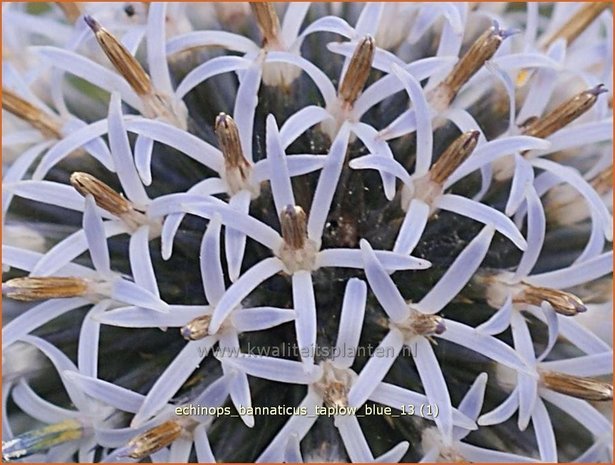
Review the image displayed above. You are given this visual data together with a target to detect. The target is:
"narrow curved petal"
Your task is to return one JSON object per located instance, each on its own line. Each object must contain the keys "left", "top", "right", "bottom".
{"left": 391, "top": 64, "right": 433, "bottom": 176}
{"left": 505, "top": 154, "right": 534, "bottom": 217}
{"left": 435, "top": 195, "right": 526, "bottom": 251}
{"left": 209, "top": 257, "right": 284, "bottom": 334}
{"left": 318, "top": 248, "right": 431, "bottom": 271}
{"left": 129, "top": 225, "right": 158, "bottom": 296}
{"left": 125, "top": 119, "right": 223, "bottom": 173}
{"left": 476, "top": 296, "right": 513, "bottom": 335}
{"left": 108, "top": 93, "right": 149, "bottom": 205}
{"left": 12, "top": 380, "right": 78, "bottom": 424}
{"left": 531, "top": 158, "right": 612, "bottom": 240}
{"left": 134, "top": 135, "right": 155, "bottom": 187}
{"left": 416, "top": 225, "right": 495, "bottom": 314}
{"left": 2, "top": 298, "right": 89, "bottom": 350}
{"left": 231, "top": 307, "right": 295, "bottom": 332}
{"left": 531, "top": 398, "right": 557, "bottom": 462}
{"left": 333, "top": 278, "right": 367, "bottom": 369}
{"left": 513, "top": 187, "right": 545, "bottom": 281}
{"left": 111, "top": 279, "right": 169, "bottom": 313}
{"left": 176, "top": 56, "right": 249, "bottom": 99}
{"left": 292, "top": 271, "right": 317, "bottom": 366}
{"left": 540, "top": 352, "right": 613, "bottom": 377}
{"left": 225, "top": 191, "right": 251, "bottom": 282}
{"left": 266, "top": 114, "right": 295, "bottom": 213}
{"left": 279, "top": 106, "right": 332, "bottom": 149}
{"left": 393, "top": 199, "right": 430, "bottom": 255}
{"left": 167, "top": 31, "right": 258, "bottom": 56}
{"left": 307, "top": 124, "right": 351, "bottom": 242}
{"left": 536, "top": 302, "right": 558, "bottom": 362}
{"left": 30, "top": 220, "right": 129, "bottom": 276}
{"left": 414, "top": 337, "right": 453, "bottom": 441}
{"left": 256, "top": 389, "right": 322, "bottom": 462}
{"left": 478, "top": 387, "right": 519, "bottom": 426}
{"left": 200, "top": 215, "right": 225, "bottom": 305}
{"left": 438, "top": 320, "right": 528, "bottom": 372}
{"left": 369, "top": 382, "right": 476, "bottom": 430}
{"left": 78, "top": 301, "right": 110, "bottom": 378}
{"left": 193, "top": 424, "right": 216, "bottom": 463}
{"left": 525, "top": 251, "right": 612, "bottom": 289}
{"left": 146, "top": 3, "right": 173, "bottom": 93}
{"left": 445, "top": 136, "right": 550, "bottom": 188}
{"left": 218, "top": 353, "right": 322, "bottom": 385}
{"left": 359, "top": 240, "right": 409, "bottom": 323}
{"left": 96, "top": 305, "right": 205, "bottom": 328}
{"left": 131, "top": 338, "right": 216, "bottom": 427}
{"left": 335, "top": 415, "right": 374, "bottom": 462}
{"left": 347, "top": 328, "right": 404, "bottom": 407}
{"left": 63, "top": 371, "right": 144, "bottom": 413}
{"left": 454, "top": 372, "right": 488, "bottom": 440}
{"left": 234, "top": 54, "right": 264, "bottom": 162}
{"left": 35, "top": 46, "right": 141, "bottom": 110}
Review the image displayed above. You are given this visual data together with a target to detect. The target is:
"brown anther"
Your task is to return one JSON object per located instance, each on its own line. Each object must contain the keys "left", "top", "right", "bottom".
{"left": 541, "top": 371, "right": 613, "bottom": 401}
{"left": 84, "top": 15, "right": 153, "bottom": 96}
{"left": 70, "top": 172, "right": 132, "bottom": 216}
{"left": 127, "top": 420, "right": 183, "bottom": 460}
{"left": 522, "top": 85, "right": 608, "bottom": 139}
{"left": 411, "top": 314, "right": 446, "bottom": 336}
{"left": 338, "top": 36, "right": 376, "bottom": 107}
{"left": 542, "top": 3, "right": 610, "bottom": 49}
{"left": 590, "top": 165, "right": 613, "bottom": 195}
{"left": 316, "top": 361, "right": 353, "bottom": 409}
{"left": 430, "top": 130, "right": 480, "bottom": 185}
{"left": 3, "top": 277, "right": 89, "bottom": 301}
{"left": 440, "top": 24, "right": 509, "bottom": 101}
{"left": 181, "top": 315, "right": 212, "bottom": 341}
{"left": 323, "top": 381, "right": 349, "bottom": 409}
{"left": 215, "top": 113, "right": 250, "bottom": 173}
{"left": 2, "top": 88, "right": 63, "bottom": 139}
{"left": 280, "top": 205, "right": 308, "bottom": 250}
{"left": 250, "top": 2, "right": 281, "bottom": 48}
{"left": 55, "top": 2, "right": 81, "bottom": 23}
{"left": 515, "top": 285, "right": 587, "bottom": 316}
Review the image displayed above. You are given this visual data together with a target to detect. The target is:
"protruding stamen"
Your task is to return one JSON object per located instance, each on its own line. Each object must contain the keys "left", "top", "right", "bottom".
{"left": 2, "top": 88, "right": 63, "bottom": 139}
{"left": 515, "top": 285, "right": 587, "bottom": 316}
{"left": 181, "top": 315, "right": 212, "bottom": 341}
{"left": 250, "top": 2, "right": 281, "bottom": 48}
{"left": 522, "top": 85, "right": 608, "bottom": 139}
{"left": 3, "top": 277, "right": 89, "bottom": 301}
{"left": 280, "top": 205, "right": 308, "bottom": 250}
{"left": 315, "top": 361, "right": 353, "bottom": 409}
{"left": 396, "top": 313, "right": 446, "bottom": 337}
{"left": 541, "top": 371, "right": 613, "bottom": 401}
{"left": 2, "top": 419, "right": 83, "bottom": 462}
{"left": 70, "top": 172, "right": 132, "bottom": 216}
{"left": 412, "top": 314, "right": 446, "bottom": 336}
{"left": 323, "top": 380, "right": 349, "bottom": 409}
{"left": 84, "top": 15, "right": 153, "bottom": 96}
{"left": 338, "top": 36, "right": 376, "bottom": 107}
{"left": 430, "top": 130, "right": 480, "bottom": 185}
{"left": 591, "top": 165, "right": 613, "bottom": 195}
{"left": 542, "top": 3, "right": 610, "bottom": 49}
{"left": 215, "top": 113, "right": 251, "bottom": 173}
{"left": 55, "top": 2, "right": 81, "bottom": 23}
{"left": 126, "top": 421, "right": 183, "bottom": 460}
{"left": 440, "top": 23, "right": 511, "bottom": 101}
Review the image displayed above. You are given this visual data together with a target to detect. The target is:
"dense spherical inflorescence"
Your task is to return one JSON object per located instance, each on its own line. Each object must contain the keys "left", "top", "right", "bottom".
{"left": 1, "top": 2, "right": 613, "bottom": 463}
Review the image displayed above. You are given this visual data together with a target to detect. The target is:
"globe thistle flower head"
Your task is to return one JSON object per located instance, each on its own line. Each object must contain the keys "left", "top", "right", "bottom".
{"left": 2, "top": 2, "right": 613, "bottom": 463}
